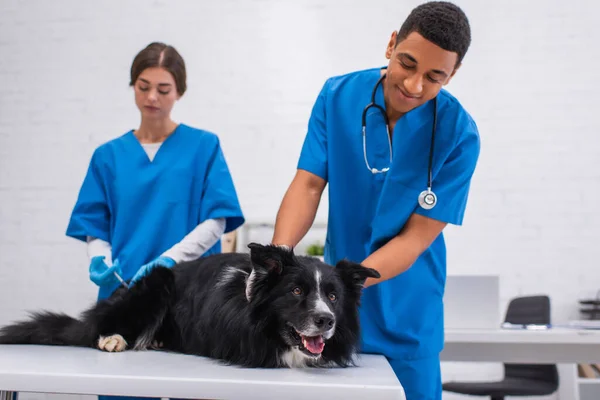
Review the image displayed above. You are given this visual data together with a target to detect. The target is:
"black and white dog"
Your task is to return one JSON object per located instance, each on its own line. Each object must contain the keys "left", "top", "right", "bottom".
{"left": 0, "top": 243, "right": 379, "bottom": 368}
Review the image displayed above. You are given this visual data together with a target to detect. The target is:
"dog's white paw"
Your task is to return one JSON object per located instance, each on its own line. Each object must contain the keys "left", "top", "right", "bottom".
{"left": 98, "top": 334, "right": 127, "bottom": 352}
{"left": 150, "top": 340, "right": 164, "bottom": 350}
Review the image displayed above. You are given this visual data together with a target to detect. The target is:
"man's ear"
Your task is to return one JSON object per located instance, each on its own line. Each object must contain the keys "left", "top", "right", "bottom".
{"left": 385, "top": 31, "right": 397, "bottom": 59}
{"left": 248, "top": 243, "right": 290, "bottom": 275}
{"left": 335, "top": 259, "right": 381, "bottom": 289}
{"left": 444, "top": 62, "right": 461, "bottom": 86}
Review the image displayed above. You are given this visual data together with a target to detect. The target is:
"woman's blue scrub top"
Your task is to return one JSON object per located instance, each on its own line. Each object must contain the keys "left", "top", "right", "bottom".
{"left": 66, "top": 124, "right": 245, "bottom": 299}
{"left": 297, "top": 67, "right": 480, "bottom": 360}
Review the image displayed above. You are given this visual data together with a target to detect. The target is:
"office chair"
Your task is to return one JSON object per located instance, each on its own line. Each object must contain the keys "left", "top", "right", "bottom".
{"left": 442, "top": 295, "right": 559, "bottom": 400}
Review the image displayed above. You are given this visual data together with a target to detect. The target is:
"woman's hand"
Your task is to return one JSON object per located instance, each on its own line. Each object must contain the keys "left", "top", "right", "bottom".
{"left": 89, "top": 256, "right": 125, "bottom": 288}
{"left": 129, "top": 256, "right": 176, "bottom": 285}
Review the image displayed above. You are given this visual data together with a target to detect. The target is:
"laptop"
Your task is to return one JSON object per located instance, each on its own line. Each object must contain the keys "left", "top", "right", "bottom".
{"left": 444, "top": 275, "right": 500, "bottom": 330}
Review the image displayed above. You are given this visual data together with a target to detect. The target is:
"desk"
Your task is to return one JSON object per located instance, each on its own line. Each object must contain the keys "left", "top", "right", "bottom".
{"left": 0, "top": 345, "right": 405, "bottom": 400}
{"left": 442, "top": 328, "right": 600, "bottom": 400}
{"left": 442, "top": 327, "right": 600, "bottom": 363}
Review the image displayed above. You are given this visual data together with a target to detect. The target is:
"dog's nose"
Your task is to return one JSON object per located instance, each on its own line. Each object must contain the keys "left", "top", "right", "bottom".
{"left": 313, "top": 313, "right": 334, "bottom": 329}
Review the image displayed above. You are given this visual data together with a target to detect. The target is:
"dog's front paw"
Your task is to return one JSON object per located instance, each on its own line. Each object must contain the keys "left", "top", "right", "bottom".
{"left": 150, "top": 340, "right": 164, "bottom": 350}
{"left": 98, "top": 334, "right": 127, "bottom": 352}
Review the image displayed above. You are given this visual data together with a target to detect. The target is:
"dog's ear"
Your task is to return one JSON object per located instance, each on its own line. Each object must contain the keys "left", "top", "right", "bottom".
{"left": 335, "top": 259, "right": 380, "bottom": 290}
{"left": 248, "top": 243, "right": 292, "bottom": 275}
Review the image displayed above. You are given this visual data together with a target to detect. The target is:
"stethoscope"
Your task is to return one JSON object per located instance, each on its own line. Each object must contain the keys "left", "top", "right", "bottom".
{"left": 361, "top": 72, "right": 438, "bottom": 210}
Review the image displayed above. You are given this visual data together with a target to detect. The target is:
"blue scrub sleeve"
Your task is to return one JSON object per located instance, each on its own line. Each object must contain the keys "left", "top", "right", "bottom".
{"left": 415, "top": 129, "right": 480, "bottom": 226}
{"left": 199, "top": 139, "right": 245, "bottom": 234}
{"left": 65, "top": 149, "right": 111, "bottom": 242}
{"left": 297, "top": 80, "right": 329, "bottom": 181}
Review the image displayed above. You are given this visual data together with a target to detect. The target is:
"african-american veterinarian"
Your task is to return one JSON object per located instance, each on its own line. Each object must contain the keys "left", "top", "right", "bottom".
{"left": 271, "top": 2, "right": 480, "bottom": 399}
{"left": 65, "top": 42, "right": 244, "bottom": 400}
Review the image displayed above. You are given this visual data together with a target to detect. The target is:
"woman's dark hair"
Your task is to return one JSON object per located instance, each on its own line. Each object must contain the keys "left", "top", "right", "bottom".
{"left": 397, "top": 1, "right": 471, "bottom": 66}
{"left": 129, "top": 42, "right": 187, "bottom": 96}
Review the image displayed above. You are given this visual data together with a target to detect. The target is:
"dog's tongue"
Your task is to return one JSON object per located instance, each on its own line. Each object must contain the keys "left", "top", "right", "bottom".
{"left": 303, "top": 335, "right": 325, "bottom": 354}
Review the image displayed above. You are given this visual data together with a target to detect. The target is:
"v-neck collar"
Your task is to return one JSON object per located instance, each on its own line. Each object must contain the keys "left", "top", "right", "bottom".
{"left": 126, "top": 123, "right": 183, "bottom": 164}
{"left": 371, "top": 68, "right": 436, "bottom": 138}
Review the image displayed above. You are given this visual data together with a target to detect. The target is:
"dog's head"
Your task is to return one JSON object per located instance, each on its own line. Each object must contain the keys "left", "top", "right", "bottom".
{"left": 245, "top": 242, "right": 380, "bottom": 366}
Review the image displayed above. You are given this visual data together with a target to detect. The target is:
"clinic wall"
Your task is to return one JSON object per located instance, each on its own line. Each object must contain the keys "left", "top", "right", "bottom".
{"left": 1, "top": 1, "right": 599, "bottom": 399}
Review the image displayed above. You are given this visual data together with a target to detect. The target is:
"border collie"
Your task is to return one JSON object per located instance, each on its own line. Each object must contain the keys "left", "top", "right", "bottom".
{"left": 0, "top": 243, "right": 379, "bottom": 368}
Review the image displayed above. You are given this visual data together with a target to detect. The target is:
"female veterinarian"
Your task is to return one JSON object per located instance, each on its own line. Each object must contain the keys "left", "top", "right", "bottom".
{"left": 271, "top": 2, "right": 480, "bottom": 399}
{"left": 65, "top": 42, "right": 245, "bottom": 400}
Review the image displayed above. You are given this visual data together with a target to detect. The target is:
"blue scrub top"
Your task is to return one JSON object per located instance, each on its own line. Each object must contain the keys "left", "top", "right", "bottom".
{"left": 66, "top": 124, "right": 245, "bottom": 299}
{"left": 297, "top": 67, "right": 480, "bottom": 360}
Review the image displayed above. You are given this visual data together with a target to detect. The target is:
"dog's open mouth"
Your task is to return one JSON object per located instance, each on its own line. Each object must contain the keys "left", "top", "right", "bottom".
{"left": 290, "top": 328, "right": 325, "bottom": 356}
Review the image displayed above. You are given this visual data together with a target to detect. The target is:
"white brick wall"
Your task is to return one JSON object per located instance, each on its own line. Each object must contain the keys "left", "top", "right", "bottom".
{"left": 1, "top": 1, "right": 599, "bottom": 399}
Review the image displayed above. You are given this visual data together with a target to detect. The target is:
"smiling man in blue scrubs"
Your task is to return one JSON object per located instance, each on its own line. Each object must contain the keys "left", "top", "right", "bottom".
{"left": 271, "top": 2, "right": 480, "bottom": 399}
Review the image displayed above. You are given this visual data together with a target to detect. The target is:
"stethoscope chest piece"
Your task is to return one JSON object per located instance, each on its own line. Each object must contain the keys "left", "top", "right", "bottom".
{"left": 418, "top": 189, "right": 437, "bottom": 210}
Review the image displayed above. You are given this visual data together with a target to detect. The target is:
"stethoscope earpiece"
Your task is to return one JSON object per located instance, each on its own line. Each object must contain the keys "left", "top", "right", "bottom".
{"left": 418, "top": 189, "right": 437, "bottom": 210}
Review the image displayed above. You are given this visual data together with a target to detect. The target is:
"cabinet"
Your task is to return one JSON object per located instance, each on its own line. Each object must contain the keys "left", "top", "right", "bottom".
{"left": 558, "top": 364, "right": 600, "bottom": 400}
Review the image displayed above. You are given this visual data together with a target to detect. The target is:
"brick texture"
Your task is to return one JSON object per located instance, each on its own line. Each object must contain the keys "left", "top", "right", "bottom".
{"left": 1, "top": 1, "right": 599, "bottom": 399}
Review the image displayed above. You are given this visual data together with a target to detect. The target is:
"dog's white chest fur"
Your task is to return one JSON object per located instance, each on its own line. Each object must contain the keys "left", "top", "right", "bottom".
{"left": 279, "top": 347, "right": 316, "bottom": 368}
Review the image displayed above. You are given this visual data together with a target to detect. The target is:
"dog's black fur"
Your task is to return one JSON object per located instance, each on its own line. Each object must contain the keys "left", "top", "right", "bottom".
{"left": 0, "top": 243, "right": 379, "bottom": 368}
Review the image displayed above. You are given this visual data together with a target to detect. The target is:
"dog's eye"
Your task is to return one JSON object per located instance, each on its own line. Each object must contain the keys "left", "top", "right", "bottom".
{"left": 328, "top": 292, "right": 337, "bottom": 302}
{"left": 292, "top": 287, "right": 303, "bottom": 296}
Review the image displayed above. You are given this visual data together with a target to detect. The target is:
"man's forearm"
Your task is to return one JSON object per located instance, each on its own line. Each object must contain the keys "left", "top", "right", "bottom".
{"left": 272, "top": 173, "right": 324, "bottom": 248}
{"left": 361, "top": 213, "right": 446, "bottom": 287}
{"left": 361, "top": 233, "right": 426, "bottom": 287}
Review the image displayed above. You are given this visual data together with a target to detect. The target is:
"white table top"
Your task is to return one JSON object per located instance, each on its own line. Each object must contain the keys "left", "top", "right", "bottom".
{"left": 446, "top": 327, "right": 600, "bottom": 343}
{"left": 0, "top": 345, "right": 405, "bottom": 400}
{"left": 442, "top": 327, "right": 600, "bottom": 363}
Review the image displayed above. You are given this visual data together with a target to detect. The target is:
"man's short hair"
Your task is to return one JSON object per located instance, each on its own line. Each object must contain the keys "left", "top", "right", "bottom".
{"left": 398, "top": 1, "right": 471, "bottom": 65}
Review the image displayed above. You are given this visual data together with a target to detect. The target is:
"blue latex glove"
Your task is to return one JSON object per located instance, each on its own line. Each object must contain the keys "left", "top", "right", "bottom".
{"left": 130, "top": 256, "right": 176, "bottom": 285}
{"left": 89, "top": 256, "right": 126, "bottom": 288}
